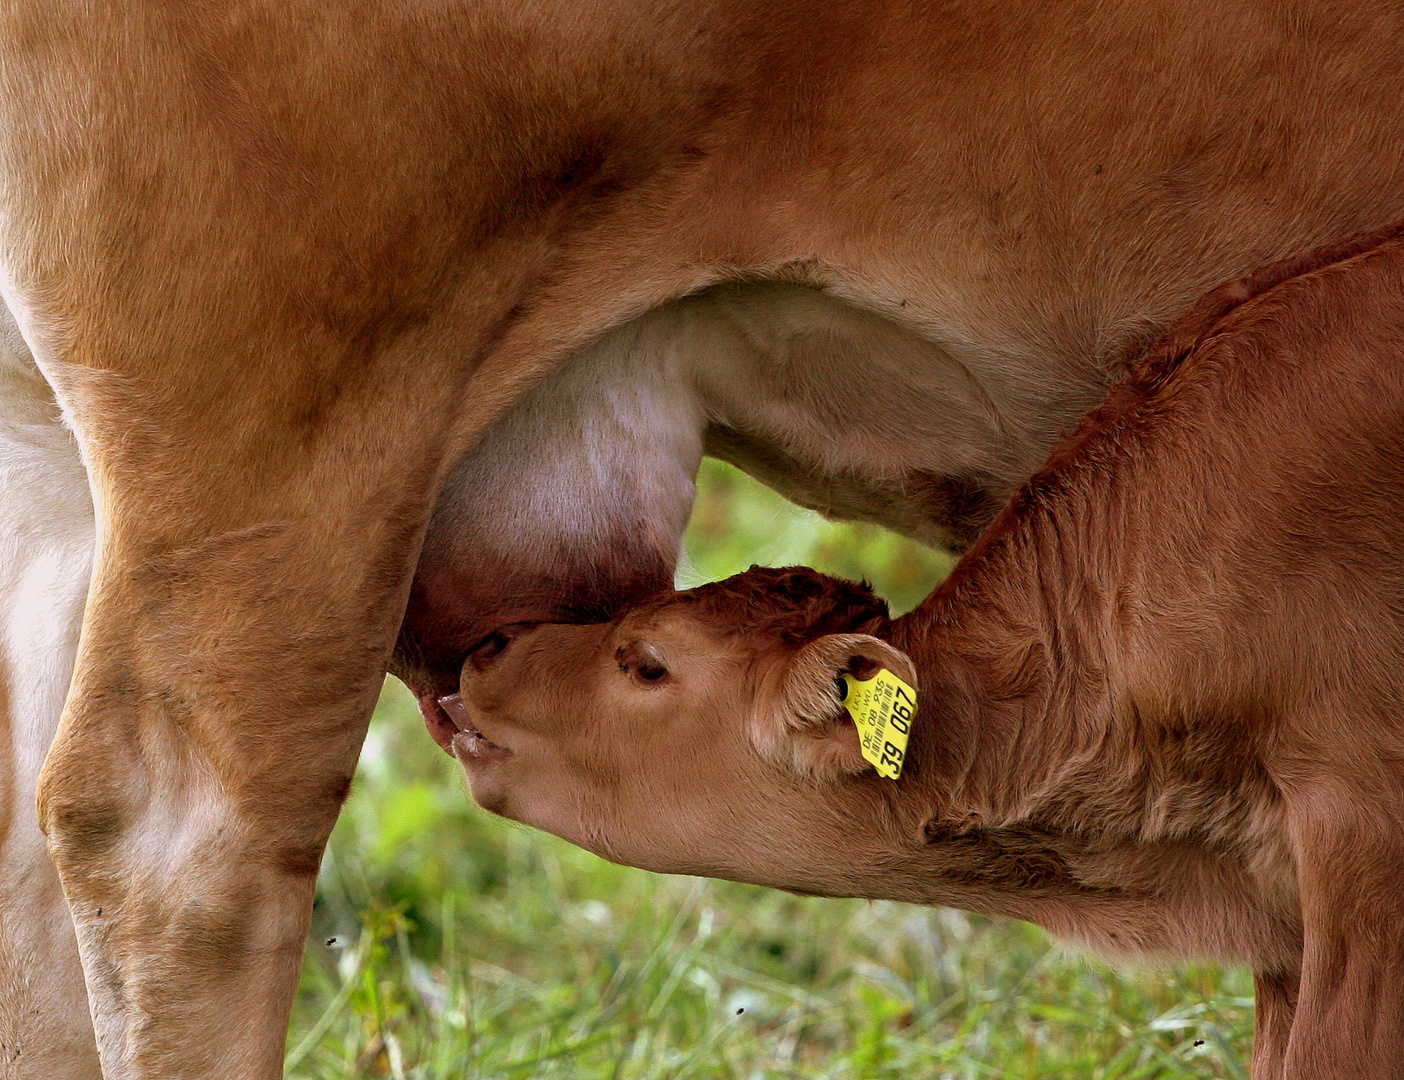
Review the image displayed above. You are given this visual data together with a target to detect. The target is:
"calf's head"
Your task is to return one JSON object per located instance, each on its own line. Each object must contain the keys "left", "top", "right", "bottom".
{"left": 443, "top": 567, "right": 923, "bottom": 893}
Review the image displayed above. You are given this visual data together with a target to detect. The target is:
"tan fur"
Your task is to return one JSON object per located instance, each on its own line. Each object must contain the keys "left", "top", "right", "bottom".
{"left": 454, "top": 226, "right": 1404, "bottom": 1079}
{"left": 3, "top": 1, "right": 1404, "bottom": 1074}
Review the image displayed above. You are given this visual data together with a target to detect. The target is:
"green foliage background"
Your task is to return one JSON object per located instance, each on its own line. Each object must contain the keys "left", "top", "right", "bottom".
{"left": 678, "top": 459, "right": 955, "bottom": 614}
{"left": 288, "top": 460, "right": 1252, "bottom": 1079}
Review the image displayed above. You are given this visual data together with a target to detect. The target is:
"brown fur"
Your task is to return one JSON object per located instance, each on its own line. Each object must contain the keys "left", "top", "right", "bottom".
{"left": 638, "top": 565, "right": 889, "bottom": 644}
{"left": 455, "top": 227, "right": 1404, "bottom": 1079}
{"left": 7, "top": 1, "right": 1404, "bottom": 1072}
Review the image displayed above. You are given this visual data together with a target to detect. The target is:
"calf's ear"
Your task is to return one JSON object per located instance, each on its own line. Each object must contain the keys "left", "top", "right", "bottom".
{"left": 752, "top": 633, "right": 918, "bottom": 780}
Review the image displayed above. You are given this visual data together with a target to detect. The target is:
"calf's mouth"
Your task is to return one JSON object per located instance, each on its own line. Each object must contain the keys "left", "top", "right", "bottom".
{"left": 409, "top": 623, "right": 532, "bottom": 753}
{"left": 438, "top": 692, "right": 514, "bottom": 761}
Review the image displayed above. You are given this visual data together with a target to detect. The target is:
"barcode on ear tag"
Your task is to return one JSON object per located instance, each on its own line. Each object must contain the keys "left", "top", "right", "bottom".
{"left": 839, "top": 669, "right": 917, "bottom": 780}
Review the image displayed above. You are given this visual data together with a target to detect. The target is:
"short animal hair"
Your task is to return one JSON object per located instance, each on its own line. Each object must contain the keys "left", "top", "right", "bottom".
{"left": 666, "top": 565, "right": 889, "bottom": 643}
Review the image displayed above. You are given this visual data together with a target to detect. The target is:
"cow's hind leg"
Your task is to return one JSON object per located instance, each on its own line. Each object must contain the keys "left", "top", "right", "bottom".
{"left": 0, "top": 317, "right": 99, "bottom": 1077}
{"left": 11, "top": 226, "right": 525, "bottom": 1074}
{"left": 29, "top": 359, "right": 464, "bottom": 1079}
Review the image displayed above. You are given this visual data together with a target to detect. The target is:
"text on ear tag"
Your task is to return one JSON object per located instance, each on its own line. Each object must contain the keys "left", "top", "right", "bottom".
{"left": 839, "top": 669, "right": 916, "bottom": 780}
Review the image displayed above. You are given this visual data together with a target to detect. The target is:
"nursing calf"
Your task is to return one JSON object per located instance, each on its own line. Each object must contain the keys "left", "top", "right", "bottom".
{"left": 448, "top": 226, "right": 1404, "bottom": 1079}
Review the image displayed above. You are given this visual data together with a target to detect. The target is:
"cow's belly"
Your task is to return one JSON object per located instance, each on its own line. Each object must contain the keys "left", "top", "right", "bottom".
{"left": 689, "top": 282, "right": 1114, "bottom": 550}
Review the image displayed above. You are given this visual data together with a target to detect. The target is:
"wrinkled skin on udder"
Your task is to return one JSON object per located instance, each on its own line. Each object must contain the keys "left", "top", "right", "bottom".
{"left": 389, "top": 323, "right": 704, "bottom": 746}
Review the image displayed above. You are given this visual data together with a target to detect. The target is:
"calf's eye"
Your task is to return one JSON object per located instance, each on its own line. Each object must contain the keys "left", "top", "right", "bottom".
{"left": 616, "top": 642, "right": 671, "bottom": 686}
{"left": 636, "top": 658, "right": 668, "bottom": 682}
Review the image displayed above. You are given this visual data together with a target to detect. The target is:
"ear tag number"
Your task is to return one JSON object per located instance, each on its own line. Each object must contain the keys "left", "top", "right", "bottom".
{"left": 838, "top": 669, "right": 917, "bottom": 780}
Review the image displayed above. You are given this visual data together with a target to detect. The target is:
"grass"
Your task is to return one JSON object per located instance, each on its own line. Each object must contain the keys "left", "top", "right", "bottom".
{"left": 287, "top": 459, "right": 1254, "bottom": 1078}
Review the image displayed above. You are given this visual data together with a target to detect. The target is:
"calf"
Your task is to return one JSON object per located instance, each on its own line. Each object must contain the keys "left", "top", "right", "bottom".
{"left": 447, "top": 224, "right": 1404, "bottom": 1079}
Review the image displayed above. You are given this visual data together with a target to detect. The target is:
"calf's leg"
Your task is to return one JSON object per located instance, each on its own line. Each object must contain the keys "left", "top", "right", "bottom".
{"left": 1251, "top": 968, "right": 1298, "bottom": 1080}
{"left": 1280, "top": 783, "right": 1404, "bottom": 1078}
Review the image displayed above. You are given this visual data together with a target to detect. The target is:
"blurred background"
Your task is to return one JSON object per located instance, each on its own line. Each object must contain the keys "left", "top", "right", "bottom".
{"left": 288, "top": 460, "right": 1252, "bottom": 1080}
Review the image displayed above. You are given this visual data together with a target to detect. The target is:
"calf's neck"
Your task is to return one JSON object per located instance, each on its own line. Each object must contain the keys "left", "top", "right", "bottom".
{"left": 449, "top": 225, "right": 1404, "bottom": 1079}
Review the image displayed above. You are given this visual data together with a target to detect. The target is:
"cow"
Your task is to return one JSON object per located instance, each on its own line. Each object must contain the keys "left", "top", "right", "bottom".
{"left": 446, "top": 224, "right": 1404, "bottom": 1080}
{"left": 4, "top": 1, "right": 1404, "bottom": 1075}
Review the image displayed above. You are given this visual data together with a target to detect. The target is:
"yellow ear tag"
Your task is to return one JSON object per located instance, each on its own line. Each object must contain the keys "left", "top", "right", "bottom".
{"left": 839, "top": 669, "right": 917, "bottom": 780}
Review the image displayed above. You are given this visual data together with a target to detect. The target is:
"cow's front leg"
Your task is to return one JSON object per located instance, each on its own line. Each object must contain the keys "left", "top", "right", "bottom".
{"left": 31, "top": 360, "right": 463, "bottom": 1077}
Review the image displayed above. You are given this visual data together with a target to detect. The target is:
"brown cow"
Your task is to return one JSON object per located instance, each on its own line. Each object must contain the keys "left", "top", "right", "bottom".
{"left": 6, "top": 1, "right": 1404, "bottom": 1074}
{"left": 447, "top": 225, "right": 1404, "bottom": 1079}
